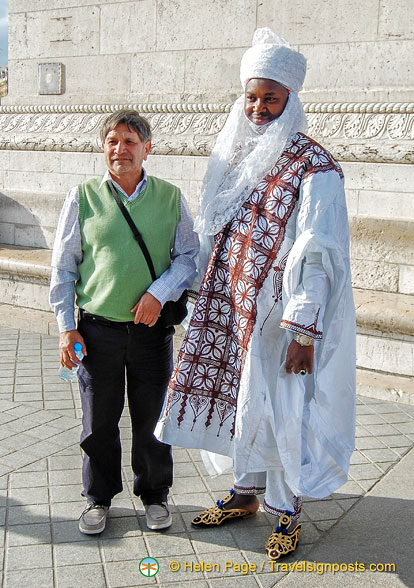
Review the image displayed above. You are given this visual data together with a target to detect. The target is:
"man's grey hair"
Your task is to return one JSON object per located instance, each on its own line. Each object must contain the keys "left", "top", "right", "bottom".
{"left": 100, "top": 109, "right": 152, "bottom": 143}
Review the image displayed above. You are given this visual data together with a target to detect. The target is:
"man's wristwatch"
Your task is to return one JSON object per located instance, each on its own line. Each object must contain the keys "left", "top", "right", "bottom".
{"left": 294, "top": 333, "right": 314, "bottom": 346}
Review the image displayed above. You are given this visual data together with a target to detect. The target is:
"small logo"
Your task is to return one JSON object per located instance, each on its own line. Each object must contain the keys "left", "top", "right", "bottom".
{"left": 139, "top": 557, "right": 159, "bottom": 577}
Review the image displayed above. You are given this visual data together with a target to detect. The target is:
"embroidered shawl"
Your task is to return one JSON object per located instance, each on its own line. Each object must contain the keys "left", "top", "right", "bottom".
{"left": 164, "top": 133, "right": 343, "bottom": 440}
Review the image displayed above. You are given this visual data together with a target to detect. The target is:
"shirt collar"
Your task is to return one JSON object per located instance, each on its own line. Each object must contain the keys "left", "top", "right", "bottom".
{"left": 99, "top": 168, "right": 148, "bottom": 201}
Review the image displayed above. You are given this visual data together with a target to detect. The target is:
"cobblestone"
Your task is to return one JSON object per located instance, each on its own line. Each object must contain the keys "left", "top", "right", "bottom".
{"left": 0, "top": 327, "right": 412, "bottom": 586}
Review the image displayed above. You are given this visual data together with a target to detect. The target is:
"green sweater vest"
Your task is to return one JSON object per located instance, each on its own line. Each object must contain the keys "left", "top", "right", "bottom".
{"left": 76, "top": 176, "right": 181, "bottom": 322}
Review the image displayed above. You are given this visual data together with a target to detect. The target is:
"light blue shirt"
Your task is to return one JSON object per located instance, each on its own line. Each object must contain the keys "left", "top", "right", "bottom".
{"left": 50, "top": 169, "right": 199, "bottom": 332}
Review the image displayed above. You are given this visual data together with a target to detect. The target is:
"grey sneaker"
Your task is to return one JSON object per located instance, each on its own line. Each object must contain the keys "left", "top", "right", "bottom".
{"left": 79, "top": 503, "right": 109, "bottom": 534}
{"left": 145, "top": 502, "right": 172, "bottom": 530}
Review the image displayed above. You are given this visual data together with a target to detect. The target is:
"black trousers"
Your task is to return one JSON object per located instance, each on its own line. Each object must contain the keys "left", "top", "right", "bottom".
{"left": 77, "top": 314, "right": 174, "bottom": 506}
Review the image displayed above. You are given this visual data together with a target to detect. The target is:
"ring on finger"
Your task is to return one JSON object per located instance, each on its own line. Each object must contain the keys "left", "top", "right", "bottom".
{"left": 300, "top": 369, "right": 307, "bottom": 376}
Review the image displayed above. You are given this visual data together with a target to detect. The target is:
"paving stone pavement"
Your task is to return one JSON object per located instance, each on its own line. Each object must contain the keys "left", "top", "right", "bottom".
{"left": 0, "top": 326, "right": 413, "bottom": 587}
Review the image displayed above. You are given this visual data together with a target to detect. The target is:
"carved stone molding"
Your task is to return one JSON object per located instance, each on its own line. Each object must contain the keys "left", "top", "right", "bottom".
{"left": 0, "top": 103, "right": 231, "bottom": 114}
{"left": 306, "top": 108, "right": 414, "bottom": 164}
{"left": 0, "top": 102, "right": 412, "bottom": 163}
{"left": 0, "top": 102, "right": 412, "bottom": 114}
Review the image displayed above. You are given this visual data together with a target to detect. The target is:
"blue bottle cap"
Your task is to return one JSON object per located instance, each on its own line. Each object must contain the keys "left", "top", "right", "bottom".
{"left": 74, "top": 342, "right": 82, "bottom": 351}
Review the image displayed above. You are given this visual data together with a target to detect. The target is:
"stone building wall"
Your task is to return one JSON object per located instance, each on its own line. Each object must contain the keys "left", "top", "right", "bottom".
{"left": 3, "top": 0, "right": 414, "bottom": 105}
{"left": 0, "top": 0, "right": 413, "bottom": 399}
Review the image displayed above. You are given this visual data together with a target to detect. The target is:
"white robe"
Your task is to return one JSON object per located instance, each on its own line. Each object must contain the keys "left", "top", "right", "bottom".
{"left": 158, "top": 134, "right": 356, "bottom": 499}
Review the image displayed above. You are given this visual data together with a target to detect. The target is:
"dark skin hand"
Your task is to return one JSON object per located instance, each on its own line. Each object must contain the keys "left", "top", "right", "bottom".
{"left": 285, "top": 340, "right": 314, "bottom": 374}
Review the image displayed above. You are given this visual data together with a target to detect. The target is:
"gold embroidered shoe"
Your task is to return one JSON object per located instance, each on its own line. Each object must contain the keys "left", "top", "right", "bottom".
{"left": 265, "top": 513, "right": 301, "bottom": 560}
{"left": 192, "top": 489, "right": 257, "bottom": 526}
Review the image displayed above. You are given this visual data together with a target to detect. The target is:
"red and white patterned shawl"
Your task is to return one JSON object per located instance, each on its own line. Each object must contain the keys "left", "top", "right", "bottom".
{"left": 165, "top": 133, "right": 342, "bottom": 440}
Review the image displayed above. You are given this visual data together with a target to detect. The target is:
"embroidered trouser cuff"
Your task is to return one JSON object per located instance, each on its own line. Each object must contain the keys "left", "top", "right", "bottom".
{"left": 233, "top": 470, "right": 302, "bottom": 520}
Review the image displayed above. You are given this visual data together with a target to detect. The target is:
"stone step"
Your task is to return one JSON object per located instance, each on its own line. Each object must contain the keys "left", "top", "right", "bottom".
{"left": 354, "top": 287, "right": 413, "bottom": 338}
{"left": 356, "top": 368, "right": 414, "bottom": 405}
{"left": 0, "top": 244, "right": 51, "bottom": 311}
{"left": 2, "top": 185, "right": 413, "bottom": 296}
{"left": 0, "top": 303, "right": 58, "bottom": 335}
{"left": 353, "top": 288, "right": 414, "bottom": 387}
{"left": 0, "top": 243, "right": 51, "bottom": 278}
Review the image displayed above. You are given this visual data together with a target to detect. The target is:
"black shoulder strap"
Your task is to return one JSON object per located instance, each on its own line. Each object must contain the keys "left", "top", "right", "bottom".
{"left": 107, "top": 180, "right": 157, "bottom": 282}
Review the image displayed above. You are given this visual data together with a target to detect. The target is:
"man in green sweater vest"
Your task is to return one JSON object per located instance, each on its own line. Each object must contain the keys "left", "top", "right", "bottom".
{"left": 50, "top": 110, "right": 199, "bottom": 535}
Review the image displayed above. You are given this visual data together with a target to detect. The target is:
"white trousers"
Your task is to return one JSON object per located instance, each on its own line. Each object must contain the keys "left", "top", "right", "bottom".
{"left": 233, "top": 470, "right": 302, "bottom": 520}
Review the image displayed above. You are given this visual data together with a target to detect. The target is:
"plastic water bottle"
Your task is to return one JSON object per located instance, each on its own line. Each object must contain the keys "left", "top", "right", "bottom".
{"left": 58, "top": 342, "right": 84, "bottom": 382}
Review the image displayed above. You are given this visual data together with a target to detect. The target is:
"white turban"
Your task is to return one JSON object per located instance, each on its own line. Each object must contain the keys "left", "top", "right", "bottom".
{"left": 195, "top": 28, "right": 308, "bottom": 241}
{"left": 240, "top": 28, "right": 306, "bottom": 92}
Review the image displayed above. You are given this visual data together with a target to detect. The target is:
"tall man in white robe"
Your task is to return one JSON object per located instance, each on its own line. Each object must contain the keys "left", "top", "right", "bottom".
{"left": 158, "top": 29, "right": 356, "bottom": 560}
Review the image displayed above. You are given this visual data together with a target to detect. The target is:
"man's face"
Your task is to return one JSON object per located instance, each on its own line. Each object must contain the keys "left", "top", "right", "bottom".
{"left": 244, "top": 78, "right": 289, "bottom": 125}
{"left": 102, "top": 123, "right": 151, "bottom": 179}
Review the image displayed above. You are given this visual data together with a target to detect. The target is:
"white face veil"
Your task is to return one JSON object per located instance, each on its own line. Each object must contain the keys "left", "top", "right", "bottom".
{"left": 195, "top": 28, "right": 308, "bottom": 237}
